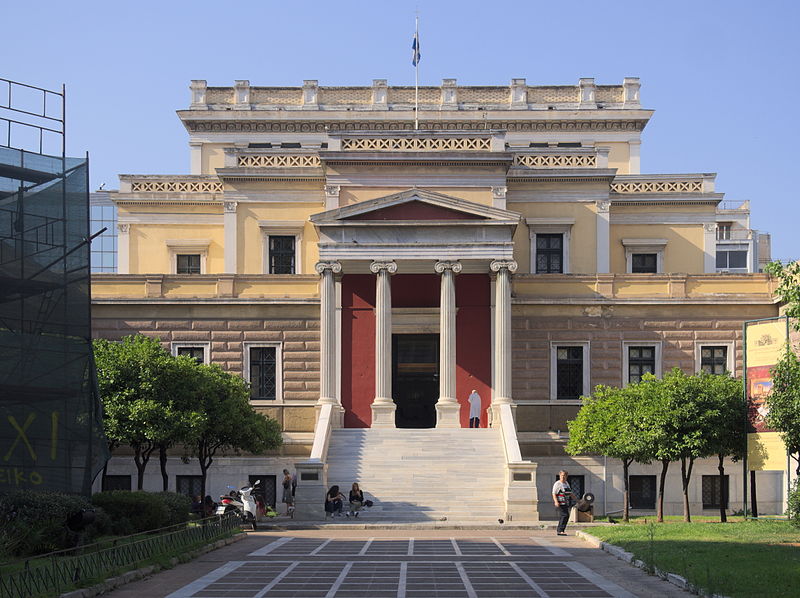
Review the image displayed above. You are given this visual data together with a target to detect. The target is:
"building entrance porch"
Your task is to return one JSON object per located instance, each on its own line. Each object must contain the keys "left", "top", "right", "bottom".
{"left": 392, "top": 333, "right": 439, "bottom": 428}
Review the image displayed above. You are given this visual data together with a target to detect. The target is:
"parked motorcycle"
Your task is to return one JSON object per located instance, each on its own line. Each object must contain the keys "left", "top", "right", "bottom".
{"left": 215, "top": 480, "right": 261, "bottom": 530}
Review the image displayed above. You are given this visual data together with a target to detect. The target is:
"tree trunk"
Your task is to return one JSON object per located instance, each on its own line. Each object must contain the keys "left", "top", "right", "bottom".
{"left": 657, "top": 459, "right": 670, "bottom": 523}
{"left": 197, "top": 440, "right": 217, "bottom": 500}
{"left": 159, "top": 445, "right": 169, "bottom": 492}
{"left": 718, "top": 454, "right": 727, "bottom": 523}
{"left": 132, "top": 443, "right": 154, "bottom": 491}
{"left": 622, "top": 459, "right": 631, "bottom": 522}
{"left": 680, "top": 456, "right": 694, "bottom": 523}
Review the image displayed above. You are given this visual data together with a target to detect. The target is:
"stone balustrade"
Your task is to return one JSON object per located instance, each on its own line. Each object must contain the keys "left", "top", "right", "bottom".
{"left": 119, "top": 175, "right": 223, "bottom": 194}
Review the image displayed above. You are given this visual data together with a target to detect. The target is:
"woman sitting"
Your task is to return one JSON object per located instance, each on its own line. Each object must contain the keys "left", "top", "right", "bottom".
{"left": 324, "top": 485, "right": 345, "bottom": 518}
{"left": 348, "top": 483, "right": 364, "bottom": 518}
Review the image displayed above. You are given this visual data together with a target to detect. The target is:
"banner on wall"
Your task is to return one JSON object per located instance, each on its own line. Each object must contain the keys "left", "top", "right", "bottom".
{"left": 744, "top": 317, "right": 790, "bottom": 471}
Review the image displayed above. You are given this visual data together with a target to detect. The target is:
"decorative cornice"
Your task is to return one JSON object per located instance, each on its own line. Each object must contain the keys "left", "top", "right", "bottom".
{"left": 184, "top": 119, "right": 647, "bottom": 133}
{"left": 314, "top": 261, "right": 342, "bottom": 274}
{"left": 490, "top": 259, "right": 518, "bottom": 273}
{"left": 369, "top": 261, "right": 398, "bottom": 274}
{"left": 434, "top": 261, "right": 463, "bottom": 274}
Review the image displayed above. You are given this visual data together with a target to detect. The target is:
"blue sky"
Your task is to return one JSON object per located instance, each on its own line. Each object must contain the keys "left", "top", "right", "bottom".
{"left": 5, "top": 0, "right": 798, "bottom": 259}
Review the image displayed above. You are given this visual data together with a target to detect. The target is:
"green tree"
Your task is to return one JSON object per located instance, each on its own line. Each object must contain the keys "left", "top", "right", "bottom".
{"left": 567, "top": 384, "right": 654, "bottom": 521}
{"left": 702, "top": 373, "right": 746, "bottom": 522}
{"left": 191, "top": 364, "right": 282, "bottom": 498}
{"left": 766, "top": 344, "right": 800, "bottom": 476}
{"left": 94, "top": 335, "right": 208, "bottom": 491}
{"left": 765, "top": 261, "right": 800, "bottom": 330}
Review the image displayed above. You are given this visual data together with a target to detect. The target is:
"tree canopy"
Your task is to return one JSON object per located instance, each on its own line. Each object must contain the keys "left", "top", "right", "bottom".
{"left": 765, "top": 261, "right": 800, "bottom": 330}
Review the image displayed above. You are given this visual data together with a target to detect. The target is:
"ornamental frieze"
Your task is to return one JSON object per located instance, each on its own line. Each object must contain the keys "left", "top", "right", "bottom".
{"left": 185, "top": 119, "right": 647, "bottom": 133}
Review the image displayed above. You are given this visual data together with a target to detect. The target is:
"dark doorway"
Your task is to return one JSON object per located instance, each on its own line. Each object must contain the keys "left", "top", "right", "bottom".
{"left": 250, "top": 474, "right": 277, "bottom": 509}
{"left": 393, "top": 334, "right": 439, "bottom": 428}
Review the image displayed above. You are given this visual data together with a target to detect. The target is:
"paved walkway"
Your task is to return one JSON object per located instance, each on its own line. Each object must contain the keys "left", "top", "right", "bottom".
{"left": 107, "top": 530, "right": 690, "bottom": 598}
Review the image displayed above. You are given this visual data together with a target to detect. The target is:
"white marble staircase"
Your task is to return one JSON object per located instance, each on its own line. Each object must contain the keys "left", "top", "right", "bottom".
{"left": 325, "top": 428, "right": 507, "bottom": 523}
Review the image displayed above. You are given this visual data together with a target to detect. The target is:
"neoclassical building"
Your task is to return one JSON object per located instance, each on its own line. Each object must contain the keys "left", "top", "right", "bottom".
{"left": 93, "top": 78, "right": 782, "bottom": 519}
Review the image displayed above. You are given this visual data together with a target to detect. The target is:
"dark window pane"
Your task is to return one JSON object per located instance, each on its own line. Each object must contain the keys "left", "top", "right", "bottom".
{"left": 716, "top": 252, "right": 727, "bottom": 269}
{"left": 556, "top": 346, "right": 583, "bottom": 399}
{"left": 632, "top": 253, "right": 657, "bottom": 273}
{"left": 102, "top": 475, "right": 131, "bottom": 491}
{"left": 628, "top": 345, "right": 656, "bottom": 383}
{"left": 177, "top": 346, "right": 205, "bottom": 364}
{"left": 700, "top": 345, "right": 727, "bottom": 375}
{"left": 629, "top": 475, "right": 656, "bottom": 509}
{"left": 702, "top": 475, "right": 729, "bottom": 509}
{"left": 176, "top": 475, "right": 203, "bottom": 498}
{"left": 729, "top": 251, "right": 747, "bottom": 268}
{"left": 177, "top": 254, "right": 201, "bottom": 274}
{"left": 269, "top": 235, "right": 295, "bottom": 274}
{"left": 250, "top": 347, "right": 277, "bottom": 400}
{"left": 536, "top": 233, "right": 563, "bottom": 273}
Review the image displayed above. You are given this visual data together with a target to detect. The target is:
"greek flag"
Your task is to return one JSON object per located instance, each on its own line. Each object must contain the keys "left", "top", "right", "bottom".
{"left": 412, "top": 31, "right": 421, "bottom": 66}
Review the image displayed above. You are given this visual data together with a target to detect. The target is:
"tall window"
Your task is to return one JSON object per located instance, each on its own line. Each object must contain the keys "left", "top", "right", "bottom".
{"left": 176, "top": 254, "right": 201, "bottom": 274}
{"left": 536, "top": 234, "right": 563, "bottom": 273}
{"left": 269, "top": 236, "right": 295, "bottom": 274}
{"left": 700, "top": 346, "right": 728, "bottom": 375}
{"left": 717, "top": 223, "right": 732, "bottom": 240}
{"left": 554, "top": 474, "right": 585, "bottom": 499}
{"left": 249, "top": 346, "right": 277, "bottom": 400}
{"left": 629, "top": 475, "right": 656, "bottom": 509}
{"left": 702, "top": 475, "right": 729, "bottom": 509}
{"left": 556, "top": 346, "right": 583, "bottom": 399}
{"left": 631, "top": 253, "right": 657, "bottom": 273}
{"left": 89, "top": 200, "right": 118, "bottom": 273}
{"left": 627, "top": 346, "right": 655, "bottom": 383}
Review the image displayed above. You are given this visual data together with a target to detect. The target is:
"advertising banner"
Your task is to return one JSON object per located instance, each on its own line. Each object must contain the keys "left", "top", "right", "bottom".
{"left": 744, "top": 317, "right": 789, "bottom": 471}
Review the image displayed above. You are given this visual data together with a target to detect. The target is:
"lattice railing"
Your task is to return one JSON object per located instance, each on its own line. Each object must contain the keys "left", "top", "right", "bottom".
{"left": 341, "top": 137, "right": 491, "bottom": 151}
{"left": 527, "top": 87, "right": 577, "bottom": 103}
{"left": 459, "top": 87, "right": 511, "bottom": 103}
{"left": 513, "top": 154, "right": 597, "bottom": 168}
{"left": 130, "top": 180, "right": 224, "bottom": 193}
{"left": 611, "top": 180, "right": 703, "bottom": 194}
{"left": 238, "top": 154, "right": 322, "bottom": 168}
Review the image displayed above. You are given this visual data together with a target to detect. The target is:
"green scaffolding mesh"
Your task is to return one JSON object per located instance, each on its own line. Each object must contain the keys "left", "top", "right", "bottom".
{"left": 0, "top": 147, "right": 109, "bottom": 495}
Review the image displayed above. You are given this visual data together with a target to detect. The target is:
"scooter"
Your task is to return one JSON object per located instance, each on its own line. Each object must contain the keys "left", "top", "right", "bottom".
{"left": 215, "top": 480, "right": 261, "bottom": 530}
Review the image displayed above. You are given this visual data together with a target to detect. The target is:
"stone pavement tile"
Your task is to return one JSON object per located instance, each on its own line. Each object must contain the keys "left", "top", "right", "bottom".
{"left": 104, "top": 529, "right": 692, "bottom": 598}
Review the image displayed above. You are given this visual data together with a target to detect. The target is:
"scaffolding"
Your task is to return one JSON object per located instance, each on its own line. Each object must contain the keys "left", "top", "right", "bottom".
{"left": 0, "top": 78, "right": 108, "bottom": 495}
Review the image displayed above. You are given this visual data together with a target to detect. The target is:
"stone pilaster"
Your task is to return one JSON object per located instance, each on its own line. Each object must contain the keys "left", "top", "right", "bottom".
{"left": 370, "top": 260, "right": 397, "bottom": 427}
{"left": 490, "top": 260, "right": 517, "bottom": 414}
{"left": 491, "top": 186, "right": 508, "bottom": 210}
{"left": 324, "top": 185, "right": 341, "bottom": 211}
{"left": 117, "top": 223, "right": 130, "bottom": 274}
{"left": 234, "top": 80, "right": 250, "bottom": 110}
{"left": 595, "top": 200, "right": 610, "bottom": 274}
{"left": 434, "top": 260, "right": 462, "bottom": 427}
{"left": 224, "top": 201, "right": 238, "bottom": 274}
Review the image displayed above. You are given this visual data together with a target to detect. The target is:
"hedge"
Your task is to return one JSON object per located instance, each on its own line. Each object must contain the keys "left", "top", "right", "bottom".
{"left": 91, "top": 491, "right": 171, "bottom": 536}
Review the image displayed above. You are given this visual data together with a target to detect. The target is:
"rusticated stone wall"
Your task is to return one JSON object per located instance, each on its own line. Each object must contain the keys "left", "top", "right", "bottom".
{"left": 92, "top": 303, "right": 320, "bottom": 438}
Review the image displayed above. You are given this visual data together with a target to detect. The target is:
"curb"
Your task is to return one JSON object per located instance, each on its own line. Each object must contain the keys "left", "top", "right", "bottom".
{"left": 574, "top": 530, "right": 729, "bottom": 598}
{"left": 59, "top": 532, "right": 247, "bottom": 598}
{"left": 259, "top": 522, "right": 612, "bottom": 531}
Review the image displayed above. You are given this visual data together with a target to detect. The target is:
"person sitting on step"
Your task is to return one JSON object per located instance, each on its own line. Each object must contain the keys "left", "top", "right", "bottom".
{"left": 348, "top": 482, "right": 364, "bottom": 518}
{"left": 324, "top": 485, "right": 345, "bottom": 518}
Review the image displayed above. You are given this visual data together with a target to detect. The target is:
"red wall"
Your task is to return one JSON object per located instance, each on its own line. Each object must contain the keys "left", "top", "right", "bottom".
{"left": 340, "top": 273, "right": 491, "bottom": 428}
{"left": 456, "top": 275, "right": 492, "bottom": 427}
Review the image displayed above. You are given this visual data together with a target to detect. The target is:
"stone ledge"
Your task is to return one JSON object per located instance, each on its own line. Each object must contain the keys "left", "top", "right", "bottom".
{"left": 575, "top": 530, "right": 730, "bottom": 598}
{"left": 59, "top": 532, "right": 247, "bottom": 598}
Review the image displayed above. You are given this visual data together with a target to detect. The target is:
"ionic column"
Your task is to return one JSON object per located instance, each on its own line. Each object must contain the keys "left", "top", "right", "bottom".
{"left": 370, "top": 260, "right": 397, "bottom": 427}
{"left": 490, "top": 260, "right": 517, "bottom": 407}
{"left": 435, "top": 260, "right": 462, "bottom": 427}
{"left": 315, "top": 261, "right": 342, "bottom": 407}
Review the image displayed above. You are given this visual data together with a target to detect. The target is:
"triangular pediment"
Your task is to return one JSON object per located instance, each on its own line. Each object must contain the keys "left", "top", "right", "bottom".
{"left": 310, "top": 188, "right": 520, "bottom": 224}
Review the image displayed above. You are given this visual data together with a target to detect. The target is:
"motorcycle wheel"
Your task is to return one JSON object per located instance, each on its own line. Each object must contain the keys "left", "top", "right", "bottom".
{"left": 251, "top": 519, "right": 258, "bottom": 531}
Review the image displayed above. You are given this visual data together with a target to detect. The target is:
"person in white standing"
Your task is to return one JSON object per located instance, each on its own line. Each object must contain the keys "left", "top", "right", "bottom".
{"left": 468, "top": 389, "right": 482, "bottom": 428}
{"left": 552, "top": 470, "right": 578, "bottom": 536}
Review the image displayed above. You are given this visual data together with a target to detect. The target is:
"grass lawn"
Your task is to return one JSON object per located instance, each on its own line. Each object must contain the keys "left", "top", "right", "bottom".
{"left": 588, "top": 519, "right": 800, "bottom": 598}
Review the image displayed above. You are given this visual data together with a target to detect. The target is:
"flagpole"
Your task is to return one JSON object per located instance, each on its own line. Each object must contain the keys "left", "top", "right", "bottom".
{"left": 414, "top": 15, "right": 419, "bottom": 130}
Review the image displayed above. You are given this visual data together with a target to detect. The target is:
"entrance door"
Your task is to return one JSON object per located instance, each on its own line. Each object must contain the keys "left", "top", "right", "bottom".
{"left": 392, "top": 334, "right": 439, "bottom": 428}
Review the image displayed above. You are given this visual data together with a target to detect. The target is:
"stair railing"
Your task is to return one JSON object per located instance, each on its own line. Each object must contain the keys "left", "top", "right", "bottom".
{"left": 292, "top": 402, "right": 335, "bottom": 519}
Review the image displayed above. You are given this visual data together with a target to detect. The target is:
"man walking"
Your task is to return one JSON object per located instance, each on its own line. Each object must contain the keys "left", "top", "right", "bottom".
{"left": 552, "top": 470, "right": 578, "bottom": 536}
{"left": 468, "top": 389, "right": 482, "bottom": 428}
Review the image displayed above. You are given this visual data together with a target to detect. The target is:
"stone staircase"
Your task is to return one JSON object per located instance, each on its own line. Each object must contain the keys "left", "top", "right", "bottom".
{"left": 325, "top": 428, "right": 507, "bottom": 523}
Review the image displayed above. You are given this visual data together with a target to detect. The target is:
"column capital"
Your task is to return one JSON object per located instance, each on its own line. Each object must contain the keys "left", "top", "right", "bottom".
{"left": 224, "top": 200, "right": 238, "bottom": 213}
{"left": 315, "top": 261, "right": 342, "bottom": 275}
{"left": 595, "top": 200, "right": 611, "bottom": 213}
{"left": 370, "top": 261, "right": 398, "bottom": 274}
{"left": 490, "top": 259, "right": 518, "bottom": 273}
{"left": 434, "top": 260, "right": 463, "bottom": 274}
{"left": 117, "top": 223, "right": 130, "bottom": 234}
